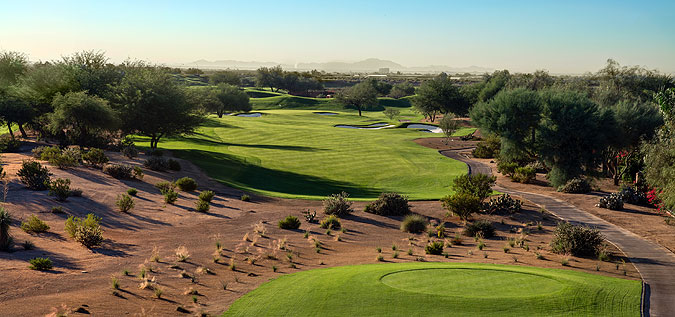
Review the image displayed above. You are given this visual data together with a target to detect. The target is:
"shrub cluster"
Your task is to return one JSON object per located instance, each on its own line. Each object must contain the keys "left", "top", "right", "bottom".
{"left": 28, "top": 257, "right": 53, "bottom": 271}
{"left": 65, "top": 214, "right": 103, "bottom": 248}
{"left": 195, "top": 190, "right": 214, "bottom": 212}
{"left": 116, "top": 194, "right": 135, "bottom": 212}
{"left": 400, "top": 214, "right": 427, "bottom": 233}
{"left": 156, "top": 182, "right": 179, "bottom": 204}
{"left": 175, "top": 177, "right": 197, "bottom": 191}
{"left": 0, "top": 208, "right": 11, "bottom": 251}
{"left": 463, "top": 220, "right": 495, "bottom": 238}
{"left": 596, "top": 193, "right": 624, "bottom": 210}
{"left": 199, "top": 190, "right": 215, "bottom": 202}
{"left": 144, "top": 156, "right": 169, "bottom": 171}
{"left": 471, "top": 135, "right": 500, "bottom": 159}
{"left": 82, "top": 148, "right": 109, "bottom": 166}
{"left": 0, "top": 135, "right": 21, "bottom": 153}
{"left": 120, "top": 136, "right": 138, "bottom": 158}
{"left": 323, "top": 192, "right": 353, "bottom": 217}
{"left": 17, "top": 160, "right": 51, "bottom": 190}
{"left": 364, "top": 192, "right": 410, "bottom": 216}
{"left": 482, "top": 194, "right": 522, "bottom": 215}
{"left": 278, "top": 216, "right": 301, "bottom": 230}
{"left": 618, "top": 186, "right": 649, "bottom": 206}
{"left": 168, "top": 159, "right": 181, "bottom": 171}
{"left": 48, "top": 178, "right": 71, "bottom": 201}
{"left": 21, "top": 215, "right": 50, "bottom": 233}
{"left": 497, "top": 161, "right": 518, "bottom": 177}
{"left": 425, "top": 241, "right": 444, "bottom": 255}
{"left": 557, "top": 178, "right": 591, "bottom": 193}
{"left": 320, "top": 215, "right": 341, "bottom": 229}
{"left": 451, "top": 174, "right": 496, "bottom": 201}
{"left": 51, "top": 147, "right": 81, "bottom": 169}
{"left": 550, "top": 222, "right": 604, "bottom": 257}
{"left": 512, "top": 166, "right": 536, "bottom": 183}
{"left": 102, "top": 163, "right": 134, "bottom": 179}
{"left": 441, "top": 193, "right": 481, "bottom": 220}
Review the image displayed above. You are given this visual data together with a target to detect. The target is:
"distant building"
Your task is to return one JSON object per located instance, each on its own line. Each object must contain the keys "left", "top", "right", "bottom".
{"left": 378, "top": 67, "right": 390, "bottom": 74}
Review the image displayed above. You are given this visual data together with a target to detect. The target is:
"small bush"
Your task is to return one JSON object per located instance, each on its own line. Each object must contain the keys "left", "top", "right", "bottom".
{"left": 0, "top": 208, "right": 11, "bottom": 251}
{"left": 364, "top": 192, "right": 410, "bottom": 216}
{"left": 319, "top": 215, "right": 341, "bottom": 230}
{"left": 323, "top": 191, "right": 353, "bottom": 217}
{"left": 195, "top": 199, "right": 210, "bottom": 212}
{"left": 154, "top": 181, "right": 175, "bottom": 194}
{"left": 400, "top": 214, "right": 427, "bottom": 233}
{"left": 65, "top": 214, "right": 103, "bottom": 248}
{"left": 28, "top": 257, "right": 53, "bottom": 271}
{"left": 463, "top": 220, "right": 495, "bottom": 238}
{"left": 143, "top": 156, "right": 168, "bottom": 171}
{"left": 82, "top": 148, "right": 109, "bottom": 166}
{"left": 425, "top": 241, "right": 444, "bottom": 255}
{"left": 302, "top": 209, "right": 317, "bottom": 223}
{"left": 497, "top": 161, "right": 519, "bottom": 177}
{"left": 102, "top": 163, "right": 134, "bottom": 179}
{"left": 127, "top": 188, "right": 138, "bottom": 196}
{"left": 168, "top": 159, "right": 181, "bottom": 171}
{"left": 121, "top": 144, "right": 138, "bottom": 158}
{"left": 21, "top": 215, "right": 50, "bottom": 233}
{"left": 31, "top": 146, "right": 49, "bottom": 158}
{"left": 116, "top": 194, "right": 135, "bottom": 212}
{"left": 50, "top": 148, "right": 80, "bottom": 169}
{"left": 472, "top": 135, "right": 500, "bottom": 159}
{"left": 0, "top": 135, "right": 21, "bottom": 153}
{"left": 512, "top": 166, "right": 536, "bottom": 183}
{"left": 550, "top": 222, "right": 604, "bottom": 257}
{"left": 17, "top": 160, "right": 51, "bottom": 190}
{"left": 618, "top": 186, "right": 649, "bottom": 206}
{"left": 557, "top": 178, "right": 591, "bottom": 194}
{"left": 482, "top": 194, "right": 522, "bottom": 215}
{"left": 48, "top": 178, "right": 71, "bottom": 201}
{"left": 174, "top": 177, "right": 197, "bottom": 191}
{"left": 241, "top": 194, "right": 250, "bottom": 202}
{"left": 38, "top": 146, "right": 62, "bottom": 161}
{"left": 278, "top": 216, "right": 301, "bottom": 230}
{"left": 596, "top": 193, "right": 624, "bottom": 210}
{"left": 441, "top": 193, "right": 481, "bottom": 221}
{"left": 164, "top": 189, "right": 178, "bottom": 204}
{"left": 451, "top": 174, "right": 496, "bottom": 201}
{"left": 199, "top": 190, "right": 215, "bottom": 202}
{"left": 132, "top": 166, "right": 143, "bottom": 180}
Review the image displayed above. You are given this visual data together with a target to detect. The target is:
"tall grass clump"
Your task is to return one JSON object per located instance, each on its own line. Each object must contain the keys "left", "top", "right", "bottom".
{"left": 278, "top": 216, "right": 301, "bottom": 230}
{"left": 400, "top": 214, "right": 427, "bottom": 233}
{"left": 21, "top": 215, "right": 50, "bottom": 233}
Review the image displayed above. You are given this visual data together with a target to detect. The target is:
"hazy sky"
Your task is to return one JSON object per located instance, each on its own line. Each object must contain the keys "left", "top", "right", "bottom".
{"left": 1, "top": 0, "right": 674, "bottom": 74}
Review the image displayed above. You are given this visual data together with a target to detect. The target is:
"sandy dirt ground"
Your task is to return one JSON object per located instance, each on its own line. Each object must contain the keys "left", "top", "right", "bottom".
{"left": 0, "top": 139, "right": 640, "bottom": 316}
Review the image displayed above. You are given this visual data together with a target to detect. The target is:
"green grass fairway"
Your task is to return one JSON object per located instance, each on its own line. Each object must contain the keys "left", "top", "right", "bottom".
{"left": 224, "top": 262, "right": 641, "bottom": 316}
{"left": 137, "top": 110, "right": 474, "bottom": 200}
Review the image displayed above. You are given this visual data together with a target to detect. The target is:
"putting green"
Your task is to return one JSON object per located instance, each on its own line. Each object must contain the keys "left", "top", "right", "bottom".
{"left": 224, "top": 262, "right": 640, "bottom": 316}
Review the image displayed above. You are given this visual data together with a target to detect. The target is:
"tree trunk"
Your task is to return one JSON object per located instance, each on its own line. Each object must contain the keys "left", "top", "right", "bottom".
{"left": 358, "top": 107, "right": 362, "bottom": 116}
{"left": 217, "top": 110, "right": 224, "bottom": 118}
{"left": 6, "top": 123, "right": 14, "bottom": 140}
{"left": 18, "top": 123, "right": 27, "bottom": 138}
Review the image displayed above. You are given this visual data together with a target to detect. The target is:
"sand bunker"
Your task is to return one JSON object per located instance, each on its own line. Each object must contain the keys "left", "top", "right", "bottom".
{"left": 313, "top": 112, "right": 338, "bottom": 115}
{"left": 406, "top": 124, "right": 442, "bottom": 133}
{"left": 235, "top": 112, "right": 263, "bottom": 117}
{"left": 335, "top": 123, "right": 395, "bottom": 130}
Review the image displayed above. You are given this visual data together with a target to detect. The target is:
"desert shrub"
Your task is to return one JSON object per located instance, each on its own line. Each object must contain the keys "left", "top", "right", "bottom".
{"left": 199, "top": 190, "right": 215, "bottom": 202}
{"left": 323, "top": 192, "right": 354, "bottom": 217}
{"left": 195, "top": 199, "right": 210, "bottom": 212}
{"left": 451, "top": 174, "right": 496, "bottom": 201}
{"left": 0, "top": 135, "right": 21, "bottom": 153}
{"left": 48, "top": 178, "right": 71, "bottom": 201}
{"left": 164, "top": 189, "right": 178, "bottom": 204}
{"left": 497, "top": 161, "right": 519, "bottom": 177}
{"left": 65, "top": 213, "right": 103, "bottom": 248}
{"left": 425, "top": 241, "right": 444, "bottom": 255}
{"left": 143, "top": 156, "right": 168, "bottom": 171}
{"left": 49, "top": 153, "right": 78, "bottom": 169}
{"left": 174, "top": 177, "right": 197, "bottom": 191}
{"left": 596, "top": 193, "right": 624, "bottom": 210}
{"left": 127, "top": 188, "right": 138, "bottom": 196}
{"left": 133, "top": 166, "right": 143, "bottom": 179}
{"left": 168, "top": 159, "right": 181, "bottom": 171}
{"left": 278, "top": 216, "right": 301, "bottom": 230}
{"left": 102, "top": 163, "right": 134, "bottom": 179}
{"left": 550, "top": 222, "right": 604, "bottom": 257}
{"left": 472, "top": 135, "right": 500, "bottom": 158}
{"left": 155, "top": 181, "right": 175, "bottom": 194}
{"left": 148, "top": 149, "right": 164, "bottom": 156}
{"left": 400, "top": 214, "right": 427, "bottom": 233}
{"left": 618, "top": 186, "right": 649, "bottom": 206}
{"left": 240, "top": 194, "right": 250, "bottom": 201}
{"left": 120, "top": 137, "right": 138, "bottom": 158}
{"left": 21, "top": 215, "right": 50, "bottom": 233}
{"left": 82, "top": 148, "right": 109, "bottom": 166}
{"left": 31, "top": 146, "right": 49, "bottom": 158}
{"left": 463, "top": 220, "right": 495, "bottom": 238}
{"left": 17, "top": 160, "right": 51, "bottom": 190}
{"left": 302, "top": 209, "right": 317, "bottom": 223}
{"left": 512, "top": 166, "right": 536, "bottom": 183}
{"left": 482, "top": 194, "right": 522, "bottom": 215}
{"left": 28, "top": 257, "right": 53, "bottom": 271}
{"left": 38, "top": 146, "right": 62, "bottom": 161}
{"left": 116, "top": 194, "right": 135, "bottom": 212}
{"left": 0, "top": 208, "right": 11, "bottom": 251}
{"left": 441, "top": 193, "right": 481, "bottom": 221}
{"left": 320, "top": 215, "right": 341, "bottom": 229}
{"left": 364, "top": 192, "right": 410, "bottom": 216}
{"left": 557, "top": 178, "right": 591, "bottom": 193}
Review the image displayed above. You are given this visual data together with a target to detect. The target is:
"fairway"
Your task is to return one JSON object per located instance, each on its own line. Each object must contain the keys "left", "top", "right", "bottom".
{"left": 138, "top": 110, "right": 474, "bottom": 200}
{"left": 224, "top": 262, "right": 641, "bottom": 316}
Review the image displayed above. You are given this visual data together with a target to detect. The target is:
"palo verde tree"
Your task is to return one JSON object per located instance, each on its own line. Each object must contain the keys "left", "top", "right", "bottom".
{"left": 0, "top": 51, "right": 28, "bottom": 88}
{"left": 336, "top": 81, "right": 378, "bottom": 116}
{"left": 438, "top": 113, "right": 459, "bottom": 144}
{"left": 413, "top": 73, "right": 467, "bottom": 121}
{"left": 209, "top": 70, "right": 241, "bottom": 86}
{"left": 61, "top": 50, "right": 123, "bottom": 98}
{"left": 214, "top": 84, "right": 251, "bottom": 117}
{"left": 49, "top": 91, "right": 118, "bottom": 147}
{"left": 113, "top": 64, "right": 203, "bottom": 149}
{"left": 0, "top": 91, "right": 35, "bottom": 138}
{"left": 256, "top": 65, "right": 284, "bottom": 92}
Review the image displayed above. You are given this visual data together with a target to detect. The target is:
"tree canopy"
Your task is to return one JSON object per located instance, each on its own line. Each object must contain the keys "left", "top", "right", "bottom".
{"left": 336, "top": 82, "right": 378, "bottom": 116}
{"left": 413, "top": 73, "right": 468, "bottom": 121}
{"left": 49, "top": 91, "right": 118, "bottom": 147}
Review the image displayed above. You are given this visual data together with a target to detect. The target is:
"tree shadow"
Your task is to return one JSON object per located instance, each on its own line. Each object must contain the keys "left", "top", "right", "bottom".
{"left": 346, "top": 213, "right": 399, "bottom": 230}
{"left": 176, "top": 135, "right": 326, "bottom": 152}
{"left": 0, "top": 245, "right": 81, "bottom": 271}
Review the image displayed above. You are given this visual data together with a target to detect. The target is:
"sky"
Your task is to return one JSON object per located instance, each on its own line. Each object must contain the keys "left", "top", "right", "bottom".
{"left": 0, "top": 0, "right": 674, "bottom": 74}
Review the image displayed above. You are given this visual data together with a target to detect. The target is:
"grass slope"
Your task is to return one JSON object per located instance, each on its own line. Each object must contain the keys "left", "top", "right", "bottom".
{"left": 136, "top": 110, "right": 472, "bottom": 200}
{"left": 224, "top": 262, "right": 641, "bottom": 316}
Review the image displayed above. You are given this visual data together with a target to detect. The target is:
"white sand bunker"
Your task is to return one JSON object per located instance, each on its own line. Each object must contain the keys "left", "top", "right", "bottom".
{"left": 313, "top": 112, "right": 338, "bottom": 115}
{"left": 407, "top": 124, "right": 442, "bottom": 133}
{"left": 335, "top": 123, "right": 395, "bottom": 130}
{"left": 235, "top": 112, "right": 262, "bottom": 117}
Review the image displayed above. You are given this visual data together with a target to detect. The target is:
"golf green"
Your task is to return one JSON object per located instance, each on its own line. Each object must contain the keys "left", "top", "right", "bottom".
{"left": 224, "top": 262, "right": 641, "bottom": 316}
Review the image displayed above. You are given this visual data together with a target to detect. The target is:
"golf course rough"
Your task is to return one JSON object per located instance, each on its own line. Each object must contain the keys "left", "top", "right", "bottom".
{"left": 224, "top": 262, "right": 641, "bottom": 316}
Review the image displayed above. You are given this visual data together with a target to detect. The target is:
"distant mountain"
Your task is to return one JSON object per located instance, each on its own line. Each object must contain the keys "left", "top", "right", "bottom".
{"left": 181, "top": 58, "right": 492, "bottom": 74}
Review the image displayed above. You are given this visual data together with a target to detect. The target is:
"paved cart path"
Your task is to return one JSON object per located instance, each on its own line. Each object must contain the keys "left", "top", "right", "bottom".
{"left": 440, "top": 149, "right": 675, "bottom": 317}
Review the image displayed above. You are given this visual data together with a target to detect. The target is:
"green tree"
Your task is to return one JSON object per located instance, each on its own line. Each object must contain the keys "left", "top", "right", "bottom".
{"left": 113, "top": 65, "right": 203, "bottom": 149}
{"left": 214, "top": 84, "right": 251, "bottom": 117}
{"left": 478, "top": 70, "right": 511, "bottom": 102}
{"left": 209, "top": 71, "right": 241, "bottom": 86}
{"left": 642, "top": 88, "right": 675, "bottom": 213}
{"left": 389, "top": 81, "right": 415, "bottom": 99}
{"left": 366, "top": 78, "right": 392, "bottom": 96}
{"left": 336, "top": 82, "right": 378, "bottom": 116}
{"left": 439, "top": 113, "right": 459, "bottom": 144}
{"left": 256, "top": 66, "right": 284, "bottom": 92}
{"left": 0, "top": 92, "right": 35, "bottom": 138}
{"left": 49, "top": 91, "right": 118, "bottom": 147}
{"left": 413, "top": 73, "right": 467, "bottom": 121}
{"left": 61, "top": 50, "right": 123, "bottom": 98}
{"left": 0, "top": 51, "right": 28, "bottom": 87}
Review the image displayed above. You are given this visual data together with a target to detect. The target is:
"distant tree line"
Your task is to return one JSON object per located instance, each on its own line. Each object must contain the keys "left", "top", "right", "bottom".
{"left": 255, "top": 66, "right": 323, "bottom": 96}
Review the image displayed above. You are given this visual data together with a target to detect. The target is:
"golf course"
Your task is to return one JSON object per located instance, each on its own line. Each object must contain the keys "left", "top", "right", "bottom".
{"left": 136, "top": 108, "right": 474, "bottom": 200}
{"left": 224, "top": 262, "right": 641, "bottom": 316}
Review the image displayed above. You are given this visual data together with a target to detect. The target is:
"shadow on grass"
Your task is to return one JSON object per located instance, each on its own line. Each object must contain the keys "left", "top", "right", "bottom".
{"left": 176, "top": 135, "right": 327, "bottom": 152}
